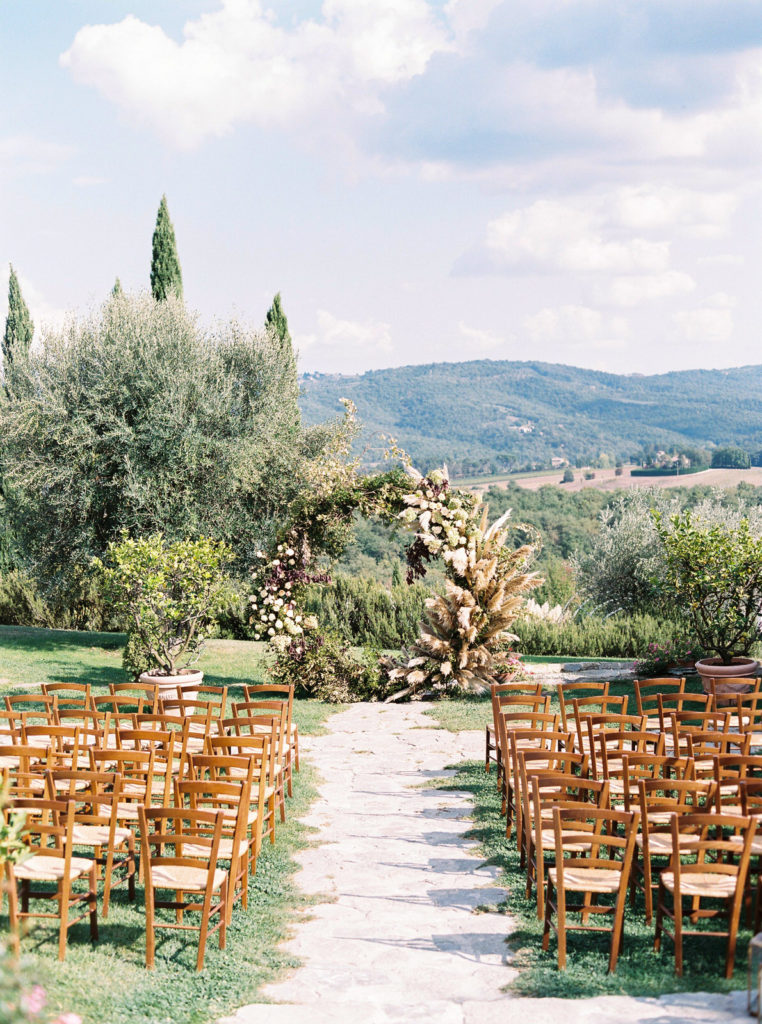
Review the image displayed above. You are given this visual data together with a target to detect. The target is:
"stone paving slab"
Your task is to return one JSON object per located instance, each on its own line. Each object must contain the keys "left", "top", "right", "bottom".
{"left": 220, "top": 703, "right": 749, "bottom": 1024}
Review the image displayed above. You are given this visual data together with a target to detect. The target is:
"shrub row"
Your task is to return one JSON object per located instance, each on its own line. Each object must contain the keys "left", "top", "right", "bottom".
{"left": 302, "top": 574, "right": 429, "bottom": 648}
{"left": 512, "top": 613, "right": 685, "bottom": 659}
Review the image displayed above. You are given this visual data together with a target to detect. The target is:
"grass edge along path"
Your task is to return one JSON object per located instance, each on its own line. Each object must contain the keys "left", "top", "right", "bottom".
{"left": 433, "top": 760, "right": 750, "bottom": 999}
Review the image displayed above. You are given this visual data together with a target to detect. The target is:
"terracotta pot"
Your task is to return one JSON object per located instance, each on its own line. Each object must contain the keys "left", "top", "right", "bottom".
{"left": 695, "top": 657, "right": 758, "bottom": 696}
{"left": 139, "top": 669, "right": 203, "bottom": 703}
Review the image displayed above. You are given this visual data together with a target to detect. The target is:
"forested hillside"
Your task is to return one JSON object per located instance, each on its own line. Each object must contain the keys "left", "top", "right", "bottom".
{"left": 299, "top": 360, "right": 762, "bottom": 475}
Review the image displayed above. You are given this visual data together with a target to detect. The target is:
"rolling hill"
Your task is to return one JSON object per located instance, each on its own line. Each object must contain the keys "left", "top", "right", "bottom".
{"left": 299, "top": 359, "right": 762, "bottom": 475}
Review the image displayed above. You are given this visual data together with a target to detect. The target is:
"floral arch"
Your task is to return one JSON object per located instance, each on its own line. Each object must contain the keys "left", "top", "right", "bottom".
{"left": 248, "top": 403, "right": 541, "bottom": 699}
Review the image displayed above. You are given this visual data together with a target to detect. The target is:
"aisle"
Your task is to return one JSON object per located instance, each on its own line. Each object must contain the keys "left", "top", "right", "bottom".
{"left": 221, "top": 703, "right": 749, "bottom": 1024}
{"left": 223, "top": 703, "right": 513, "bottom": 1023}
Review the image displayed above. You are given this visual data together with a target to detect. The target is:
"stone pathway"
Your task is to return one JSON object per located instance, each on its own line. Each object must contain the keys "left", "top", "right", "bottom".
{"left": 221, "top": 704, "right": 749, "bottom": 1024}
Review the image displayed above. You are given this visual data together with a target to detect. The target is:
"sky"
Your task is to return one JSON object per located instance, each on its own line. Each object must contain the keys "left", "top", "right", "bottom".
{"left": 1, "top": 0, "right": 761, "bottom": 377}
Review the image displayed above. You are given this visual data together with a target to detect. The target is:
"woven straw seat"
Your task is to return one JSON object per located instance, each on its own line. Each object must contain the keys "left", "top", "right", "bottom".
{"left": 185, "top": 838, "right": 249, "bottom": 860}
{"left": 150, "top": 864, "right": 226, "bottom": 892}
{"left": 660, "top": 870, "right": 738, "bottom": 899}
{"left": 539, "top": 829, "right": 590, "bottom": 852}
{"left": 14, "top": 854, "right": 93, "bottom": 882}
{"left": 548, "top": 866, "right": 623, "bottom": 893}
{"left": 71, "top": 824, "right": 132, "bottom": 846}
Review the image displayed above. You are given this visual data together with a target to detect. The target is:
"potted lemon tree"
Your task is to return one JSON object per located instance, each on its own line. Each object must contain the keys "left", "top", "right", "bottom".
{"left": 653, "top": 510, "right": 762, "bottom": 693}
{"left": 94, "top": 533, "right": 234, "bottom": 700}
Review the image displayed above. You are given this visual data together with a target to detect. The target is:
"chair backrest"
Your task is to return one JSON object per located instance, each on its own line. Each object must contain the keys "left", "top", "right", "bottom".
{"left": 739, "top": 779, "right": 762, "bottom": 818}
{"left": 44, "top": 768, "right": 123, "bottom": 821}
{"left": 552, "top": 805, "right": 638, "bottom": 881}
{"left": 657, "top": 691, "right": 715, "bottom": 731}
{"left": 638, "top": 777, "right": 717, "bottom": 825}
{"left": 53, "top": 708, "right": 109, "bottom": 748}
{"left": 666, "top": 812, "right": 754, "bottom": 906}
{"left": 731, "top": 691, "right": 762, "bottom": 732}
{"left": 174, "top": 778, "right": 251, "bottom": 855}
{"left": 90, "top": 747, "right": 156, "bottom": 805}
{"left": 634, "top": 677, "right": 685, "bottom": 717}
{"left": 0, "top": 710, "right": 19, "bottom": 744}
{"left": 557, "top": 681, "right": 610, "bottom": 731}
{"left": 42, "top": 682, "right": 91, "bottom": 711}
{"left": 110, "top": 682, "right": 160, "bottom": 713}
{"left": 620, "top": 753, "right": 695, "bottom": 811}
{"left": 709, "top": 676, "right": 761, "bottom": 709}
{"left": 20, "top": 723, "right": 81, "bottom": 771}
{"left": 596, "top": 730, "right": 665, "bottom": 784}
{"left": 5, "top": 694, "right": 54, "bottom": 726}
{"left": 138, "top": 806, "right": 224, "bottom": 879}
{"left": 12, "top": 796, "right": 74, "bottom": 861}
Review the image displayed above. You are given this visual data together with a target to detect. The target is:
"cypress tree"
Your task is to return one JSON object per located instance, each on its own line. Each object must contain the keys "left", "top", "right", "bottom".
{"left": 2, "top": 265, "right": 34, "bottom": 373}
{"left": 112, "top": 277, "right": 123, "bottom": 297}
{"left": 150, "top": 195, "right": 183, "bottom": 301}
{"left": 265, "top": 292, "right": 291, "bottom": 349}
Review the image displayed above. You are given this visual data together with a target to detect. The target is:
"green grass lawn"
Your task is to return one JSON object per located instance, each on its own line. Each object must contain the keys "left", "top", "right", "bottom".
{"left": 436, "top": 761, "right": 750, "bottom": 997}
{"left": 0, "top": 625, "right": 336, "bottom": 735}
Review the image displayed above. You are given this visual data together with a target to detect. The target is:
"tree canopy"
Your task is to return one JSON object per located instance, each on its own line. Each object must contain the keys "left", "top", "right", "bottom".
{"left": 2, "top": 266, "right": 34, "bottom": 378}
{"left": 0, "top": 293, "right": 326, "bottom": 596}
{"left": 150, "top": 195, "right": 183, "bottom": 302}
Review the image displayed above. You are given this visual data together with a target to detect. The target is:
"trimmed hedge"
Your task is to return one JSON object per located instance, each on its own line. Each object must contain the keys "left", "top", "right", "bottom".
{"left": 513, "top": 613, "right": 684, "bottom": 659}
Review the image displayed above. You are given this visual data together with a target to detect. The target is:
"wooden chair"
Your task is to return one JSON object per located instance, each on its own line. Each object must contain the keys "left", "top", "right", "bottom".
{"left": 595, "top": 730, "right": 665, "bottom": 798}
{"left": 667, "top": 710, "right": 730, "bottom": 758}
{"left": 499, "top": 709, "right": 559, "bottom": 834}
{"left": 635, "top": 677, "right": 685, "bottom": 732}
{"left": 484, "top": 680, "right": 543, "bottom": 778}
{"left": 138, "top": 805, "right": 227, "bottom": 971}
{"left": 5, "top": 694, "right": 55, "bottom": 732}
{"left": 571, "top": 696, "right": 629, "bottom": 755}
{"left": 175, "top": 776, "right": 252, "bottom": 923}
{"left": 187, "top": 749, "right": 268, "bottom": 871}
{"left": 654, "top": 811, "right": 755, "bottom": 977}
{"left": 737, "top": 779, "right": 762, "bottom": 928}
{"left": 152, "top": 702, "right": 214, "bottom": 754}
{"left": 634, "top": 777, "right": 717, "bottom": 923}
{"left": 5, "top": 797, "right": 98, "bottom": 961}
{"left": 223, "top": 714, "right": 286, "bottom": 824}
{"left": 245, "top": 683, "right": 300, "bottom": 776}
{"left": 526, "top": 773, "right": 609, "bottom": 921}
{"left": 557, "top": 681, "right": 610, "bottom": 735}
{"left": 517, "top": 748, "right": 589, "bottom": 868}
{"left": 507, "top": 728, "right": 573, "bottom": 854}
{"left": 117, "top": 728, "right": 177, "bottom": 805}
{"left": 732, "top": 691, "right": 762, "bottom": 746}
{"left": 233, "top": 700, "right": 291, "bottom": 797}
{"left": 45, "top": 769, "right": 136, "bottom": 917}
{"left": 206, "top": 733, "right": 277, "bottom": 848}
{"left": 542, "top": 805, "right": 639, "bottom": 972}
{"left": 581, "top": 714, "right": 647, "bottom": 783}
{"left": 495, "top": 698, "right": 553, "bottom": 824}
{"left": 657, "top": 692, "right": 715, "bottom": 733}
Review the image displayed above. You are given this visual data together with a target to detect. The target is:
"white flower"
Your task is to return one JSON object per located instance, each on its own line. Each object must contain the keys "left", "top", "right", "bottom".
{"left": 419, "top": 511, "right": 432, "bottom": 531}
{"left": 286, "top": 548, "right": 295, "bottom": 556}
{"left": 272, "top": 559, "right": 280, "bottom": 566}
{"left": 276, "top": 619, "right": 283, "bottom": 628}
{"left": 295, "top": 615, "right": 303, "bottom": 623}
{"left": 285, "top": 608, "right": 293, "bottom": 617}
{"left": 268, "top": 614, "right": 276, "bottom": 621}
{"left": 288, "top": 559, "right": 295, "bottom": 566}
{"left": 268, "top": 627, "right": 275, "bottom": 635}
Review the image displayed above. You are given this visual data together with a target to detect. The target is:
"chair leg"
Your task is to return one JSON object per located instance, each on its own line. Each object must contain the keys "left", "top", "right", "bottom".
{"left": 643, "top": 854, "right": 653, "bottom": 924}
{"left": 556, "top": 883, "right": 567, "bottom": 971}
{"left": 654, "top": 881, "right": 663, "bottom": 952}
{"left": 58, "top": 880, "right": 69, "bottom": 962}
{"left": 88, "top": 865, "right": 99, "bottom": 942}
{"left": 674, "top": 894, "right": 683, "bottom": 976}
{"left": 219, "top": 879, "right": 228, "bottom": 951}
{"left": 542, "top": 878, "right": 553, "bottom": 952}
{"left": 5, "top": 869, "right": 20, "bottom": 958}
{"left": 145, "top": 883, "right": 155, "bottom": 969}
{"left": 726, "top": 893, "right": 744, "bottom": 979}
{"left": 485, "top": 727, "right": 491, "bottom": 773}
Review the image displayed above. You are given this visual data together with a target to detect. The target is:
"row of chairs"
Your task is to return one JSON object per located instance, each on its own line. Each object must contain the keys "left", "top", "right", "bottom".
{"left": 486, "top": 677, "right": 762, "bottom": 975}
{"left": 1, "top": 680, "right": 300, "bottom": 970}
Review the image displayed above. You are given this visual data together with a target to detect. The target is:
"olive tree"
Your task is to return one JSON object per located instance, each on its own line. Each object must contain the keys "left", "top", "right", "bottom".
{"left": 0, "top": 292, "right": 326, "bottom": 604}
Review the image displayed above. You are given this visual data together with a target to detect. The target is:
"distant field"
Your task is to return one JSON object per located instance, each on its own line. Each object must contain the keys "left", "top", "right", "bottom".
{"left": 457, "top": 465, "right": 762, "bottom": 495}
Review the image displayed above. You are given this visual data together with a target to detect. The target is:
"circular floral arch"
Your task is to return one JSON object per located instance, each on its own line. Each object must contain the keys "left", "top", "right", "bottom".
{"left": 248, "top": 403, "right": 541, "bottom": 698}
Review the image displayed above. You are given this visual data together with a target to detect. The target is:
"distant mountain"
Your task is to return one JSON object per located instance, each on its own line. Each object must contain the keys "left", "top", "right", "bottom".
{"left": 299, "top": 360, "right": 762, "bottom": 475}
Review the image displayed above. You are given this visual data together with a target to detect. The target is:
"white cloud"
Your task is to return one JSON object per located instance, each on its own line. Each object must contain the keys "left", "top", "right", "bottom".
{"left": 72, "top": 175, "right": 107, "bottom": 187}
{"left": 523, "top": 305, "right": 627, "bottom": 351}
{"left": 297, "top": 308, "right": 394, "bottom": 371}
{"left": 603, "top": 271, "right": 696, "bottom": 308}
{"left": 60, "top": 1, "right": 453, "bottom": 149}
{"left": 458, "top": 321, "right": 506, "bottom": 352}
{"left": 484, "top": 200, "right": 669, "bottom": 274}
{"left": 607, "top": 186, "right": 736, "bottom": 238}
{"left": 0, "top": 135, "right": 73, "bottom": 178}
{"left": 672, "top": 307, "right": 734, "bottom": 345}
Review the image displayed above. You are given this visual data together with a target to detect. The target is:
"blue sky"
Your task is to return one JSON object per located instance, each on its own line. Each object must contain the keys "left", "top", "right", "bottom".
{"left": 1, "top": 0, "right": 760, "bottom": 376}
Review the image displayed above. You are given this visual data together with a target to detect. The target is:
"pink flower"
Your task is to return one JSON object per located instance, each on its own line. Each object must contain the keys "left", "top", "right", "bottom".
{"left": 21, "top": 986, "right": 47, "bottom": 1016}
{"left": 52, "top": 1014, "right": 82, "bottom": 1024}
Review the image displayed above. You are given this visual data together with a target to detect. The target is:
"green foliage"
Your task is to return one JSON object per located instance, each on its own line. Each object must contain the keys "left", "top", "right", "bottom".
{"left": 111, "top": 277, "right": 123, "bottom": 297}
{"left": 561, "top": 467, "right": 574, "bottom": 483}
{"left": 300, "top": 359, "right": 762, "bottom": 474}
{"left": 711, "top": 446, "right": 751, "bottom": 469}
{"left": 303, "top": 574, "right": 429, "bottom": 647}
{"left": 150, "top": 195, "right": 183, "bottom": 302}
{"left": 265, "top": 292, "right": 291, "bottom": 347}
{"left": 93, "top": 533, "right": 235, "bottom": 676}
{"left": 269, "top": 630, "right": 383, "bottom": 702}
{"left": 654, "top": 509, "right": 762, "bottom": 663}
{"left": 513, "top": 612, "right": 682, "bottom": 658}
{"left": 2, "top": 266, "right": 33, "bottom": 377}
{"left": 0, "top": 293, "right": 311, "bottom": 596}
